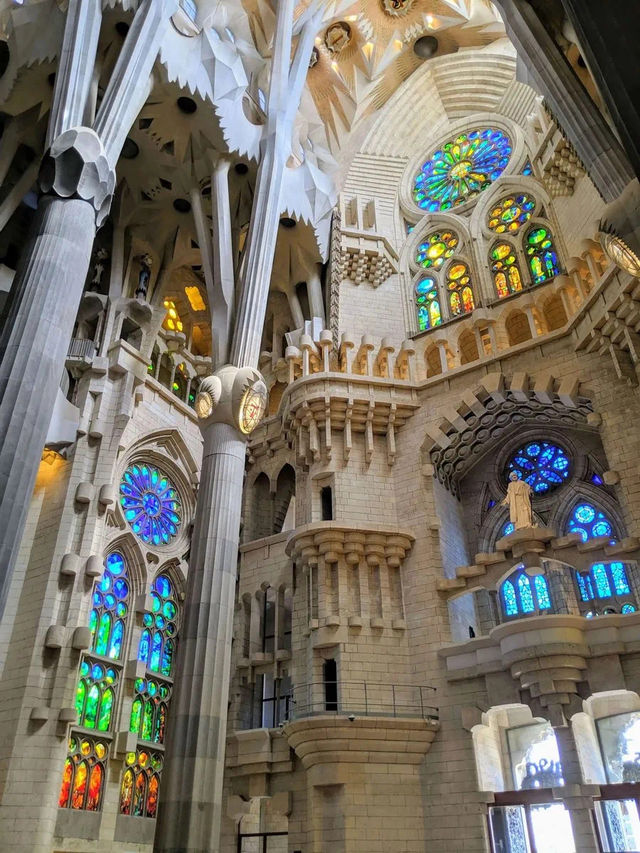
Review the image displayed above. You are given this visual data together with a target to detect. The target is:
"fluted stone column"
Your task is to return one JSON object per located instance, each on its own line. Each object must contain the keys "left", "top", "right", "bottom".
{"left": 156, "top": 4, "right": 322, "bottom": 851}
{"left": 493, "top": 0, "right": 634, "bottom": 202}
{"left": 0, "top": 130, "right": 113, "bottom": 619}
{"left": 0, "top": 0, "right": 176, "bottom": 620}
{"left": 155, "top": 422, "right": 246, "bottom": 852}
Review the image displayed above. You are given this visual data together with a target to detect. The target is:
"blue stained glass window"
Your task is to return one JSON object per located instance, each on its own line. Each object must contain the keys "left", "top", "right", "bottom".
{"left": 413, "top": 128, "right": 512, "bottom": 212}
{"left": 503, "top": 521, "right": 515, "bottom": 536}
{"left": 567, "top": 502, "right": 614, "bottom": 542}
{"left": 415, "top": 278, "right": 441, "bottom": 331}
{"left": 534, "top": 575, "right": 551, "bottom": 610}
{"left": 518, "top": 574, "right": 535, "bottom": 613}
{"left": 90, "top": 553, "right": 129, "bottom": 660}
{"left": 502, "top": 580, "right": 518, "bottom": 616}
{"left": 137, "top": 574, "right": 180, "bottom": 678}
{"left": 610, "top": 562, "right": 631, "bottom": 595}
{"left": 622, "top": 603, "right": 636, "bottom": 614}
{"left": 592, "top": 563, "right": 613, "bottom": 598}
{"left": 120, "top": 464, "right": 181, "bottom": 547}
{"left": 592, "top": 473, "right": 603, "bottom": 485}
{"left": 507, "top": 442, "right": 570, "bottom": 495}
{"left": 502, "top": 568, "right": 552, "bottom": 617}
{"left": 577, "top": 572, "right": 590, "bottom": 602}
{"left": 521, "top": 159, "right": 533, "bottom": 176}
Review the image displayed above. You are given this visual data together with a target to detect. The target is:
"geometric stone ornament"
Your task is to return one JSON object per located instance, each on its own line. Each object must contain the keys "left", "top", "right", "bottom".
{"left": 39, "top": 127, "right": 115, "bottom": 226}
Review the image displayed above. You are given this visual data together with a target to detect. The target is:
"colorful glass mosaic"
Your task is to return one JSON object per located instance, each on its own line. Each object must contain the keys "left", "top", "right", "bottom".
{"left": 138, "top": 574, "right": 180, "bottom": 678}
{"left": 521, "top": 160, "right": 533, "bottom": 177}
{"left": 130, "top": 678, "right": 172, "bottom": 744}
{"left": 491, "top": 241, "right": 523, "bottom": 299}
{"left": 415, "top": 279, "right": 442, "bottom": 331}
{"left": 416, "top": 231, "right": 458, "bottom": 269}
{"left": 89, "top": 552, "right": 129, "bottom": 660}
{"left": 446, "top": 261, "right": 474, "bottom": 315}
{"left": 506, "top": 442, "right": 570, "bottom": 494}
{"left": 413, "top": 128, "right": 512, "bottom": 212}
{"left": 526, "top": 226, "right": 560, "bottom": 284}
{"left": 59, "top": 736, "right": 107, "bottom": 811}
{"left": 487, "top": 194, "right": 535, "bottom": 235}
{"left": 578, "top": 563, "right": 631, "bottom": 602}
{"left": 568, "top": 503, "right": 614, "bottom": 542}
{"left": 120, "top": 464, "right": 181, "bottom": 546}
{"left": 120, "top": 749, "right": 163, "bottom": 818}
{"left": 75, "top": 661, "right": 117, "bottom": 732}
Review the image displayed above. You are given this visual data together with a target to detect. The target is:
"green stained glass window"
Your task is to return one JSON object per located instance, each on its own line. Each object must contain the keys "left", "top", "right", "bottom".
{"left": 138, "top": 574, "right": 180, "bottom": 678}
{"left": 413, "top": 128, "right": 512, "bottom": 212}
{"left": 526, "top": 225, "right": 560, "bottom": 284}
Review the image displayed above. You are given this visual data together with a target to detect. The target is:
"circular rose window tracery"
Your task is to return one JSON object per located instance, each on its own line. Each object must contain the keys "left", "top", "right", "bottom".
{"left": 413, "top": 128, "right": 512, "bottom": 213}
{"left": 120, "top": 464, "right": 182, "bottom": 546}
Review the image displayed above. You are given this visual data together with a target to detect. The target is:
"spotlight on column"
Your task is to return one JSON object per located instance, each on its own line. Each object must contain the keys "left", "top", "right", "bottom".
{"left": 600, "top": 180, "right": 640, "bottom": 276}
{"left": 348, "top": 714, "right": 356, "bottom": 722}
{"left": 600, "top": 232, "right": 640, "bottom": 277}
{"left": 194, "top": 366, "right": 268, "bottom": 436}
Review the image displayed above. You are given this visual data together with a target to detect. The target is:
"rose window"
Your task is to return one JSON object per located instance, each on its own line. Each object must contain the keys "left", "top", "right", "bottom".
{"left": 120, "top": 464, "right": 181, "bottom": 546}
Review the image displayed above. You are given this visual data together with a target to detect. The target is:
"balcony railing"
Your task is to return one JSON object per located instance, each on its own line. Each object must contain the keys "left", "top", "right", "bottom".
{"left": 288, "top": 681, "right": 438, "bottom": 721}
{"left": 67, "top": 338, "right": 97, "bottom": 361}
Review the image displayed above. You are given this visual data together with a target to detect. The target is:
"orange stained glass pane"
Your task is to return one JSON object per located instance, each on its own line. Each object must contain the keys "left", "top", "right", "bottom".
{"left": 147, "top": 775, "right": 159, "bottom": 818}
{"left": 448, "top": 263, "right": 467, "bottom": 281}
{"left": 71, "top": 761, "right": 88, "bottom": 809}
{"left": 59, "top": 759, "right": 73, "bottom": 808}
{"left": 495, "top": 272, "right": 509, "bottom": 299}
{"left": 86, "top": 764, "right": 103, "bottom": 812}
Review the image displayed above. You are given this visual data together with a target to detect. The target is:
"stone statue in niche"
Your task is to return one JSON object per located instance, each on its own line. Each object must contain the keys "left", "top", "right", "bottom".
{"left": 89, "top": 247, "right": 109, "bottom": 291}
{"left": 502, "top": 472, "right": 533, "bottom": 530}
{"left": 136, "top": 253, "right": 153, "bottom": 299}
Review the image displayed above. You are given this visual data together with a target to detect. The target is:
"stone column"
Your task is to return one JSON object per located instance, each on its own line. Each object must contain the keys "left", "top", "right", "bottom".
{"left": 155, "top": 4, "right": 321, "bottom": 851}
{"left": 493, "top": 0, "right": 634, "bottom": 201}
{"left": 0, "top": 0, "right": 176, "bottom": 620}
{"left": 155, "top": 421, "right": 246, "bottom": 852}
{"left": 559, "top": 0, "right": 640, "bottom": 180}
{"left": 307, "top": 263, "right": 325, "bottom": 325}
{"left": 553, "top": 724, "right": 599, "bottom": 853}
{"left": 0, "top": 131, "right": 113, "bottom": 619}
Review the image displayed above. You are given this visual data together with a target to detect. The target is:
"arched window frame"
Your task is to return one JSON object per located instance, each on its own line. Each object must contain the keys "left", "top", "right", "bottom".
{"left": 524, "top": 219, "right": 562, "bottom": 287}
{"left": 500, "top": 565, "right": 552, "bottom": 620}
{"left": 59, "top": 550, "right": 134, "bottom": 813}
{"left": 565, "top": 500, "right": 617, "bottom": 544}
{"left": 573, "top": 562, "right": 637, "bottom": 617}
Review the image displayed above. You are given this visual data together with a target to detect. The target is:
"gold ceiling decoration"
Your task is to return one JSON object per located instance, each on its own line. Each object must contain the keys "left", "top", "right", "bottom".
{"left": 324, "top": 21, "right": 352, "bottom": 55}
{"left": 381, "top": 0, "right": 415, "bottom": 17}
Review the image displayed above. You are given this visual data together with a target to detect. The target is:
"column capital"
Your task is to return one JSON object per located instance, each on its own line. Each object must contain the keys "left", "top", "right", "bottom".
{"left": 39, "top": 127, "right": 115, "bottom": 225}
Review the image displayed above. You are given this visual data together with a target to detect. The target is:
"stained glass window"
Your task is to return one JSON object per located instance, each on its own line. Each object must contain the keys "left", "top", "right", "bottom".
{"left": 119, "top": 749, "right": 163, "bottom": 818}
{"left": 501, "top": 568, "right": 551, "bottom": 618}
{"left": 416, "top": 231, "right": 458, "bottom": 269}
{"left": 491, "top": 241, "right": 523, "bottom": 299}
{"left": 488, "top": 194, "right": 536, "bottom": 235}
{"left": 120, "top": 463, "right": 181, "bottom": 546}
{"left": 622, "top": 603, "right": 637, "bottom": 614}
{"left": 577, "top": 563, "right": 632, "bottom": 604}
{"left": 61, "top": 553, "right": 131, "bottom": 812}
{"left": 567, "top": 503, "right": 615, "bottom": 542}
{"left": 415, "top": 279, "right": 441, "bottom": 331}
{"left": 446, "top": 262, "right": 474, "bottom": 316}
{"left": 503, "top": 521, "right": 515, "bottom": 537}
{"left": 163, "top": 299, "right": 183, "bottom": 332}
{"left": 89, "top": 552, "right": 129, "bottom": 659}
{"left": 59, "top": 736, "right": 107, "bottom": 811}
{"left": 75, "top": 661, "right": 117, "bottom": 731}
{"left": 130, "top": 678, "right": 172, "bottom": 744}
{"left": 413, "top": 128, "right": 512, "bottom": 212}
{"left": 506, "top": 442, "right": 570, "bottom": 495}
{"left": 138, "top": 574, "right": 180, "bottom": 677}
{"left": 502, "top": 579, "right": 517, "bottom": 617}
{"left": 522, "top": 160, "right": 533, "bottom": 177}
{"left": 526, "top": 226, "right": 560, "bottom": 284}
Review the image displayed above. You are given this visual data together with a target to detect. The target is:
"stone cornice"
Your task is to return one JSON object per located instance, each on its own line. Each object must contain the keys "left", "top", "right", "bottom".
{"left": 285, "top": 521, "right": 415, "bottom": 569}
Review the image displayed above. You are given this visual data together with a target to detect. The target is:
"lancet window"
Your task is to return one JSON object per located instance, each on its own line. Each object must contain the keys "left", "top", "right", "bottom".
{"left": 501, "top": 567, "right": 551, "bottom": 618}
{"left": 59, "top": 552, "right": 131, "bottom": 812}
{"left": 414, "top": 230, "right": 474, "bottom": 328}
{"left": 575, "top": 562, "right": 636, "bottom": 616}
